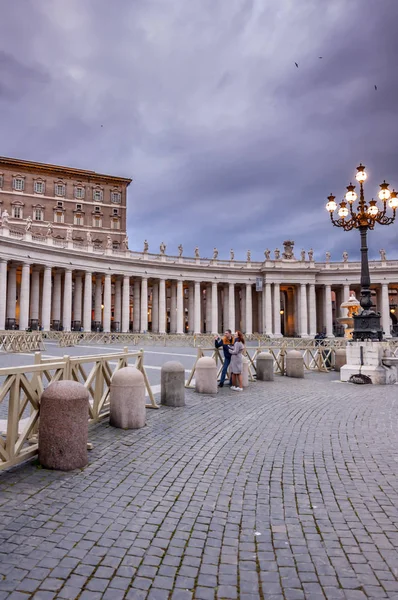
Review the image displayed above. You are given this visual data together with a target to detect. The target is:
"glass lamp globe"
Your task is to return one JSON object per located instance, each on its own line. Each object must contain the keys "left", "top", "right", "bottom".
{"left": 368, "top": 200, "right": 379, "bottom": 216}
{"left": 338, "top": 205, "right": 349, "bottom": 218}
{"left": 345, "top": 183, "right": 357, "bottom": 203}
{"left": 378, "top": 180, "right": 391, "bottom": 201}
{"left": 355, "top": 164, "right": 367, "bottom": 183}
{"left": 326, "top": 194, "right": 337, "bottom": 212}
{"left": 388, "top": 190, "right": 398, "bottom": 209}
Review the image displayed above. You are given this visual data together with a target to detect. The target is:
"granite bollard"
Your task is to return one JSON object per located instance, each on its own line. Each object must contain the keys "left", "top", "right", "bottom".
{"left": 39, "top": 381, "right": 89, "bottom": 471}
{"left": 161, "top": 361, "right": 185, "bottom": 407}
{"left": 110, "top": 366, "right": 146, "bottom": 429}
{"left": 195, "top": 356, "right": 218, "bottom": 394}
{"left": 286, "top": 350, "right": 304, "bottom": 378}
{"left": 256, "top": 352, "right": 274, "bottom": 381}
{"left": 334, "top": 348, "right": 347, "bottom": 372}
{"left": 242, "top": 358, "right": 250, "bottom": 388}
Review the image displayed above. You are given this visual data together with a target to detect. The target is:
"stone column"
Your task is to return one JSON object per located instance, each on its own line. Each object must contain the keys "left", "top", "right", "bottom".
{"left": 140, "top": 277, "right": 148, "bottom": 333}
{"left": 211, "top": 282, "right": 218, "bottom": 334}
{"left": 194, "top": 281, "right": 201, "bottom": 334}
{"left": 256, "top": 291, "right": 262, "bottom": 333}
{"left": 159, "top": 278, "right": 166, "bottom": 333}
{"left": 343, "top": 284, "right": 350, "bottom": 302}
{"left": 228, "top": 282, "right": 235, "bottom": 332}
{"left": 52, "top": 271, "right": 62, "bottom": 324}
{"left": 152, "top": 281, "right": 159, "bottom": 333}
{"left": 264, "top": 282, "right": 273, "bottom": 335}
{"left": 382, "top": 283, "right": 391, "bottom": 338}
{"left": 133, "top": 279, "right": 140, "bottom": 332}
{"left": 114, "top": 277, "right": 122, "bottom": 332}
{"left": 170, "top": 281, "right": 177, "bottom": 334}
{"left": 62, "top": 269, "right": 72, "bottom": 332}
{"left": 300, "top": 283, "right": 308, "bottom": 337}
{"left": 177, "top": 280, "right": 184, "bottom": 334}
{"left": 73, "top": 273, "right": 83, "bottom": 326}
{"left": 246, "top": 283, "right": 253, "bottom": 335}
{"left": 188, "top": 283, "right": 194, "bottom": 334}
{"left": 205, "top": 284, "right": 212, "bottom": 333}
{"left": 83, "top": 271, "right": 92, "bottom": 332}
{"left": 94, "top": 275, "right": 102, "bottom": 324}
{"left": 223, "top": 284, "right": 229, "bottom": 331}
{"left": 273, "top": 283, "right": 281, "bottom": 337}
{"left": 30, "top": 268, "right": 40, "bottom": 323}
{"left": 103, "top": 273, "right": 112, "bottom": 333}
{"left": 40, "top": 266, "right": 52, "bottom": 331}
{"left": 324, "top": 284, "right": 334, "bottom": 337}
{"left": 122, "top": 275, "right": 130, "bottom": 332}
{"left": 0, "top": 260, "right": 7, "bottom": 329}
{"left": 6, "top": 265, "right": 16, "bottom": 322}
{"left": 241, "top": 287, "right": 246, "bottom": 332}
{"left": 19, "top": 263, "right": 31, "bottom": 330}
{"left": 308, "top": 284, "right": 316, "bottom": 337}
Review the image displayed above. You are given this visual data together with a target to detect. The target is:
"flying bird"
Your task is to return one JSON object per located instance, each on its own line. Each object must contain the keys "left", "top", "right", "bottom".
{"left": 374, "top": 85, "right": 377, "bottom": 91}
{"left": 319, "top": 56, "right": 323, "bottom": 59}
{"left": 294, "top": 62, "right": 299, "bottom": 68}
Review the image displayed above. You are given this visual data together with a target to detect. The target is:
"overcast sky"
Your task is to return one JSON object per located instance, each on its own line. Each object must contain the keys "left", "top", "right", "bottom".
{"left": 1, "top": 0, "right": 398, "bottom": 261}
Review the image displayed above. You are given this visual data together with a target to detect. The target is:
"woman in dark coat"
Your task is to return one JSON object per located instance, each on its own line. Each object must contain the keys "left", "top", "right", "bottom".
{"left": 229, "top": 331, "right": 245, "bottom": 391}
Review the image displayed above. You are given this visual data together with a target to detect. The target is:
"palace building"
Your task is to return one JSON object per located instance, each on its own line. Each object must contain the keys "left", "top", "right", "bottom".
{"left": 0, "top": 157, "right": 397, "bottom": 336}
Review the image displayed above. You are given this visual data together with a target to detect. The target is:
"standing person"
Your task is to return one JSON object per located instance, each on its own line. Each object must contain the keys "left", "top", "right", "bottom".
{"left": 229, "top": 331, "right": 245, "bottom": 391}
{"left": 215, "top": 330, "right": 234, "bottom": 387}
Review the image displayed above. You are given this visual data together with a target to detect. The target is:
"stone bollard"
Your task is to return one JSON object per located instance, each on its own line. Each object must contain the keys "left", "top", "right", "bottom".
{"left": 256, "top": 352, "right": 274, "bottom": 381}
{"left": 39, "top": 381, "right": 89, "bottom": 471}
{"left": 110, "top": 367, "right": 146, "bottom": 429}
{"left": 286, "top": 350, "right": 304, "bottom": 378}
{"left": 195, "top": 357, "right": 218, "bottom": 394}
{"left": 161, "top": 361, "right": 185, "bottom": 407}
{"left": 334, "top": 349, "right": 347, "bottom": 372}
{"left": 242, "top": 358, "right": 250, "bottom": 388}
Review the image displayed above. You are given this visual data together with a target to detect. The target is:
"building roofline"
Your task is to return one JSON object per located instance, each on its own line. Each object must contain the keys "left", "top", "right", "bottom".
{"left": 0, "top": 156, "right": 132, "bottom": 186}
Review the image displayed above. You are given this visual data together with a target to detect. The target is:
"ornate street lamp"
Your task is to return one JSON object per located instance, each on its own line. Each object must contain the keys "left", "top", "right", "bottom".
{"left": 326, "top": 164, "right": 398, "bottom": 341}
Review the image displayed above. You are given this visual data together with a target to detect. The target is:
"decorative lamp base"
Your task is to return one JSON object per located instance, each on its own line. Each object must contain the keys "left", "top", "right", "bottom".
{"left": 352, "top": 312, "right": 383, "bottom": 342}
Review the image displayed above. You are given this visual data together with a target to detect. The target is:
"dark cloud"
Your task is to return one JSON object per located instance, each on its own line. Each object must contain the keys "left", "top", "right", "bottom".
{"left": 1, "top": 0, "right": 398, "bottom": 261}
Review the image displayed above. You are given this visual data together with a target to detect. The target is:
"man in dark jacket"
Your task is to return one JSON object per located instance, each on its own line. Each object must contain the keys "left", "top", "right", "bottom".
{"left": 215, "top": 330, "right": 234, "bottom": 387}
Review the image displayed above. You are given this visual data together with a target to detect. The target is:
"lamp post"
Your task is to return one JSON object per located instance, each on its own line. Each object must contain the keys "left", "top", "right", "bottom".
{"left": 325, "top": 164, "right": 398, "bottom": 341}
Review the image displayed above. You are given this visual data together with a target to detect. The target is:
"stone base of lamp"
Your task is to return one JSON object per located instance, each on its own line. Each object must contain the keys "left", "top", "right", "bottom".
{"left": 340, "top": 341, "right": 397, "bottom": 385}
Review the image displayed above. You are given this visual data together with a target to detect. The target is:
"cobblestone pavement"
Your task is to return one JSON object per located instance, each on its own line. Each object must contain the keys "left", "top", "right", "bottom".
{"left": 1, "top": 374, "right": 398, "bottom": 600}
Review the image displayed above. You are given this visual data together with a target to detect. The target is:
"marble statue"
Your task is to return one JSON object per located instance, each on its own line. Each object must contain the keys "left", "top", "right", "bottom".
{"left": 106, "top": 235, "right": 113, "bottom": 249}
{"left": 230, "top": 249, "right": 234, "bottom": 261}
{"left": 308, "top": 248, "right": 314, "bottom": 261}
{"left": 46, "top": 222, "right": 53, "bottom": 237}
{"left": 178, "top": 244, "right": 183, "bottom": 257}
{"left": 325, "top": 251, "right": 331, "bottom": 263}
{"left": 300, "top": 249, "right": 306, "bottom": 261}
{"left": 144, "top": 240, "right": 149, "bottom": 252}
{"left": 247, "top": 250, "right": 251, "bottom": 262}
{"left": 264, "top": 249, "right": 271, "bottom": 260}
{"left": 213, "top": 247, "right": 218, "bottom": 260}
{"left": 282, "top": 240, "right": 295, "bottom": 260}
{"left": 380, "top": 248, "right": 386, "bottom": 261}
{"left": 274, "top": 248, "right": 280, "bottom": 260}
{"left": 123, "top": 236, "right": 129, "bottom": 250}
{"left": 86, "top": 231, "right": 92, "bottom": 244}
{"left": 343, "top": 251, "right": 348, "bottom": 263}
{"left": 25, "top": 216, "right": 32, "bottom": 232}
{"left": 160, "top": 241, "right": 166, "bottom": 254}
{"left": 66, "top": 225, "right": 73, "bottom": 241}
{"left": 1, "top": 209, "right": 9, "bottom": 225}
{"left": 195, "top": 246, "right": 200, "bottom": 258}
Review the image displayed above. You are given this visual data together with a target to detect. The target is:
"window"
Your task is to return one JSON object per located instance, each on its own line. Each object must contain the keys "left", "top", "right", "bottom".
{"left": 12, "top": 206, "right": 22, "bottom": 219}
{"left": 94, "top": 206, "right": 101, "bottom": 213}
{"left": 76, "top": 203, "right": 82, "bottom": 211}
{"left": 93, "top": 216, "right": 102, "bottom": 228}
{"left": 13, "top": 177, "right": 24, "bottom": 191}
{"left": 57, "top": 201, "right": 63, "bottom": 208}
{"left": 54, "top": 211, "right": 64, "bottom": 224}
{"left": 112, "top": 242, "right": 120, "bottom": 250}
{"left": 0, "top": 175, "right": 3, "bottom": 188}
{"left": 34, "top": 181, "right": 45, "bottom": 194}
{"left": 74, "top": 187, "right": 84, "bottom": 199}
{"left": 112, "top": 208, "right": 119, "bottom": 216}
{"left": 74, "top": 214, "right": 83, "bottom": 226}
{"left": 55, "top": 183, "right": 65, "bottom": 196}
{"left": 111, "top": 191, "right": 121, "bottom": 203}
{"left": 93, "top": 188, "right": 103, "bottom": 202}
{"left": 111, "top": 218, "right": 120, "bottom": 230}
{"left": 34, "top": 208, "right": 43, "bottom": 221}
